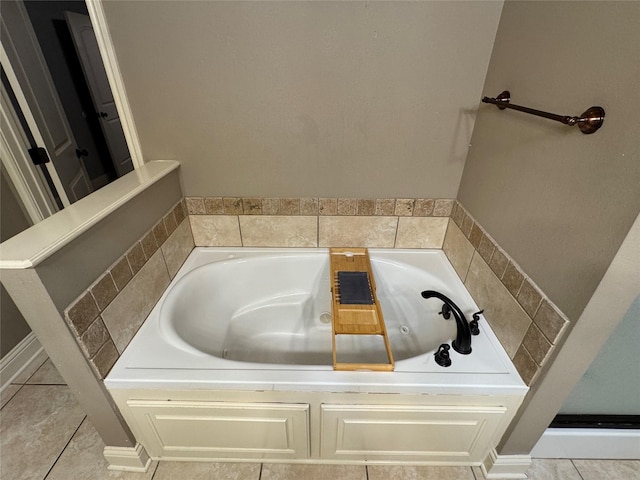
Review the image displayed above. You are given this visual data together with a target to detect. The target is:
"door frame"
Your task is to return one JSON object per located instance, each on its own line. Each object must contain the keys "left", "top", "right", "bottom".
{"left": 1, "top": 0, "right": 143, "bottom": 223}
{"left": 85, "top": 0, "right": 143, "bottom": 170}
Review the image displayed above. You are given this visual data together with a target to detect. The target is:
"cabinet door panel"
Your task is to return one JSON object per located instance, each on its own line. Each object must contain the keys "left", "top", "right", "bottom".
{"left": 321, "top": 404, "right": 506, "bottom": 463}
{"left": 128, "top": 400, "right": 309, "bottom": 460}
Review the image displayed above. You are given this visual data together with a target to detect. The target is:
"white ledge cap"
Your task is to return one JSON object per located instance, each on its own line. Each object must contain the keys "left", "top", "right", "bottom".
{"left": 0, "top": 161, "right": 180, "bottom": 269}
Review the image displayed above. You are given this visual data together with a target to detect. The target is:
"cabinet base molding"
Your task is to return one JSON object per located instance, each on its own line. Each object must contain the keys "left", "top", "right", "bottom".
{"left": 481, "top": 448, "right": 531, "bottom": 479}
{"left": 103, "top": 443, "right": 151, "bottom": 472}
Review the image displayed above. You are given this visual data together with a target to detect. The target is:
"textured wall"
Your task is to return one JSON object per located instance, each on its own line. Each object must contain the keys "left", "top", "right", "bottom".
{"left": 458, "top": 0, "right": 640, "bottom": 321}
{"left": 102, "top": 0, "right": 503, "bottom": 198}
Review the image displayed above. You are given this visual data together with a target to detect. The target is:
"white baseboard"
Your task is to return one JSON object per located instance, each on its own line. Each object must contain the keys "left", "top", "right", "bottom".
{"left": 481, "top": 448, "right": 531, "bottom": 479}
{"left": 103, "top": 443, "right": 151, "bottom": 472}
{"left": 0, "top": 333, "right": 43, "bottom": 391}
{"left": 531, "top": 428, "right": 640, "bottom": 459}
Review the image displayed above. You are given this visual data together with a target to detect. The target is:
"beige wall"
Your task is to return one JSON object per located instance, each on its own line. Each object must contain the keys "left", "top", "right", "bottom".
{"left": 458, "top": 0, "right": 640, "bottom": 321}
{"left": 102, "top": 0, "right": 503, "bottom": 198}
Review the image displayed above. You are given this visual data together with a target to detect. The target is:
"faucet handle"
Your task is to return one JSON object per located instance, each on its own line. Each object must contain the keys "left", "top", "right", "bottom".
{"left": 434, "top": 343, "right": 452, "bottom": 367}
{"left": 438, "top": 303, "right": 452, "bottom": 320}
{"left": 470, "top": 310, "right": 484, "bottom": 335}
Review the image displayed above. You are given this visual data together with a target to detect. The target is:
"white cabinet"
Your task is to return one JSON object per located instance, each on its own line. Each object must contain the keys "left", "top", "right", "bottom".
{"left": 126, "top": 400, "right": 310, "bottom": 460}
{"left": 320, "top": 404, "right": 507, "bottom": 463}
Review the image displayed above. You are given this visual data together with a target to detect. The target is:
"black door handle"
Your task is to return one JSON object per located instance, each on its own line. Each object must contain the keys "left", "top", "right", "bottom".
{"left": 98, "top": 111, "right": 108, "bottom": 118}
{"left": 75, "top": 148, "right": 88, "bottom": 158}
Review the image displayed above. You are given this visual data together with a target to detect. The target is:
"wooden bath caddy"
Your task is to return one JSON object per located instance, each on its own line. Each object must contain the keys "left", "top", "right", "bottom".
{"left": 329, "top": 248, "right": 394, "bottom": 371}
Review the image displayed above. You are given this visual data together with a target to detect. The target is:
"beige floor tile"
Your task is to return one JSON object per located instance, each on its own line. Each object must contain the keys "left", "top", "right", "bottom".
{"left": 572, "top": 459, "right": 640, "bottom": 480}
{"left": 0, "top": 384, "right": 21, "bottom": 409}
{"left": 524, "top": 459, "right": 582, "bottom": 480}
{"left": 25, "top": 358, "right": 66, "bottom": 385}
{"left": 261, "top": 463, "right": 366, "bottom": 480}
{"left": 45, "top": 418, "right": 157, "bottom": 480}
{"left": 368, "top": 465, "right": 475, "bottom": 480}
{"left": 153, "top": 461, "right": 260, "bottom": 480}
{"left": 9, "top": 349, "right": 48, "bottom": 384}
{"left": 0, "top": 385, "right": 85, "bottom": 480}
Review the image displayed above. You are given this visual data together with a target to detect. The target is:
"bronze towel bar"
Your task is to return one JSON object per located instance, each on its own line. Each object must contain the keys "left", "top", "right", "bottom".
{"left": 482, "top": 91, "right": 605, "bottom": 134}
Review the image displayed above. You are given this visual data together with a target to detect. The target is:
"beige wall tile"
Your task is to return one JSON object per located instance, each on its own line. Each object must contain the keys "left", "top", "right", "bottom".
{"left": 279, "top": 197, "right": 300, "bottom": 215}
{"left": 395, "top": 217, "right": 448, "bottom": 248}
{"left": 161, "top": 219, "right": 195, "bottom": 278}
{"left": 101, "top": 251, "right": 170, "bottom": 353}
{"left": 534, "top": 300, "right": 569, "bottom": 344}
{"left": 78, "top": 317, "right": 110, "bottom": 358}
{"left": 262, "top": 198, "right": 280, "bottom": 215}
{"left": 204, "top": 197, "right": 225, "bottom": 214}
{"left": 517, "top": 278, "right": 543, "bottom": 317}
{"left": 513, "top": 345, "right": 540, "bottom": 386}
{"left": 223, "top": 197, "right": 243, "bottom": 214}
{"left": 464, "top": 253, "right": 532, "bottom": 358}
{"left": 357, "top": 198, "right": 375, "bottom": 216}
{"left": 442, "top": 221, "right": 475, "bottom": 281}
{"left": 300, "top": 197, "right": 319, "bottom": 215}
{"left": 433, "top": 199, "right": 454, "bottom": 217}
{"left": 90, "top": 273, "right": 117, "bottom": 311}
{"left": 319, "top": 198, "right": 337, "bottom": 215}
{"left": 319, "top": 216, "right": 397, "bottom": 247}
{"left": 140, "top": 230, "right": 159, "bottom": 259}
{"left": 375, "top": 198, "right": 395, "bottom": 216}
{"left": 163, "top": 209, "right": 178, "bottom": 235}
{"left": 522, "top": 323, "right": 553, "bottom": 366}
{"left": 413, "top": 198, "right": 435, "bottom": 216}
{"left": 239, "top": 216, "right": 317, "bottom": 247}
{"left": 189, "top": 215, "right": 242, "bottom": 246}
{"left": 90, "top": 340, "right": 119, "bottom": 378}
{"left": 242, "top": 197, "right": 262, "bottom": 214}
{"left": 65, "top": 293, "right": 99, "bottom": 336}
{"left": 185, "top": 197, "right": 205, "bottom": 215}
{"left": 503, "top": 261, "right": 524, "bottom": 297}
{"left": 337, "top": 198, "right": 357, "bottom": 215}
{"left": 126, "top": 242, "right": 146, "bottom": 275}
{"left": 488, "top": 247, "right": 508, "bottom": 278}
{"left": 394, "top": 198, "right": 415, "bottom": 216}
{"left": 110, "top": 256, "right": 133, "bottom": 291}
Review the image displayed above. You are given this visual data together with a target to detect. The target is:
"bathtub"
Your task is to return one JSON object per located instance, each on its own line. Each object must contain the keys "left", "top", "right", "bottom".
{"left": 106, "top": 248, "right": 527, "bottom": 464}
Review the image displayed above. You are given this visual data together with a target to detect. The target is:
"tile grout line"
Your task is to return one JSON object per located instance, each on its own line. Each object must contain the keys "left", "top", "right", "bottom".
{"left": 42, "top": 414, "right": 87, "bottom": 480}
{"left": 570, "top": 459, "right": 587, "bottom": 480}
{"left": 258, "top": 462, "right": 263, "bottom": 480}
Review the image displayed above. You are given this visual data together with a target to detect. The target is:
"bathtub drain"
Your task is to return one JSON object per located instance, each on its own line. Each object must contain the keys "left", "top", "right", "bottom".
{"left": 400, "top": 325, "right": 410, "bottom": 335}
{"left": 320, "top": 312, "right": 332, "bottom": 324}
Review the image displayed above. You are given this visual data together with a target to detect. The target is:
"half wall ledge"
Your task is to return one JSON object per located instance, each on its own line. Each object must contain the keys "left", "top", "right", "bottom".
{"left": 0, "top": 160, "right": 180, "bottom": 269}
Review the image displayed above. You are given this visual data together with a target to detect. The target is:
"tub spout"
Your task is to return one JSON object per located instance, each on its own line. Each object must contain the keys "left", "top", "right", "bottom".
{"left": 421, "top": 290, "right": 472, "bottom": 355}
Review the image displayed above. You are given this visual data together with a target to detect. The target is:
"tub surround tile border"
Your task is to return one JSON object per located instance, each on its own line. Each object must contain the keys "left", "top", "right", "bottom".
{"left": 185, "top": 196, "right": 454, "bottom": 217}
{"left": 64, "top": 199, "right": 194, "bottom": 379}
{"left": 187, "top": 197, "right": 454, "bottom": 249}
{"left": 445, "top": 202, "right": 569, "bottom": 386}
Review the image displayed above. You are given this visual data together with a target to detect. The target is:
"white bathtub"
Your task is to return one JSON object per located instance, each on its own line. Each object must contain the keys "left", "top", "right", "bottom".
{"left": 105, "top": 248, "right": 527, "bottom": 464}
{"left": 106, "top": 248, "right": 525, "bottom": 396}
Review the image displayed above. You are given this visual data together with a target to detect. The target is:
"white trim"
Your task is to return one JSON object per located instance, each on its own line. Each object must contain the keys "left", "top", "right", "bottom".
{"left": 103, "top": 443, "right": 151, "bottom": 472}
{"left": 0, "top": 88, "right": 55, "bottom": 223}
{"left": 531, "top": 428, "right": 640, "bottom": 460}
{"left": 0, "top": 160, "right": 179, "bottom": 269}
{"left": 85, "top": 0, "right": 145, "bottom": 169}
{"left": 0, "top": 13, "right": 71, "bottom": 208}
{"left": 0, "top": 332, "right": 43, "bottom": 392}
{"left": 481, "top": 448, "right": 531, "bottom": 479}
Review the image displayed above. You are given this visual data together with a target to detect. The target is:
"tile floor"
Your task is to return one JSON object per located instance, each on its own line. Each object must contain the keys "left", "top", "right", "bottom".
{"left": 1, "top": 352, "right": 638, "bottom": 480}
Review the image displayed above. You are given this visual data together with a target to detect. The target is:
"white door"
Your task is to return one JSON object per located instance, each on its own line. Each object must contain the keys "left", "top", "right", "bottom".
{"left": 65, "top": 11, "right": 133, "bottom": 178}
{"left": 1, "top": 0, "right": 92, "bottom": 205}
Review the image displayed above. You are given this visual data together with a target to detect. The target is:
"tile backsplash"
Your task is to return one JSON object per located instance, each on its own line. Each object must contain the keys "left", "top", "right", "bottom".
{"left": 444, "top": 202, "right": 570, "bottom": 385}
{"left": 185, "top": 196, "right": 453, "bottom": 248}
{"left": 64, "top": 200, "right": 193, "bottom": 378}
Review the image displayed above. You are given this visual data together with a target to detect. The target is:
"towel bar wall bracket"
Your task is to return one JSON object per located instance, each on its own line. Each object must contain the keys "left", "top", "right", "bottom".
{"left": 482, "top": 91, "right": 605, "bottom": 134}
